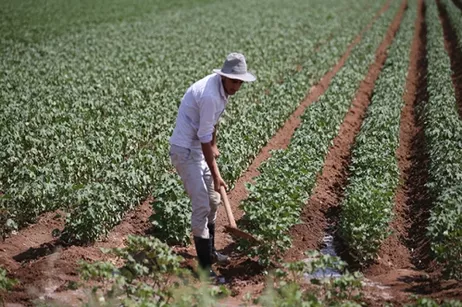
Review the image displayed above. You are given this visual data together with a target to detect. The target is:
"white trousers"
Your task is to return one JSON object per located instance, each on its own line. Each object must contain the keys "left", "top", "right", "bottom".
{"left": 169, "top": 144, "right": 221, "bottom": 239}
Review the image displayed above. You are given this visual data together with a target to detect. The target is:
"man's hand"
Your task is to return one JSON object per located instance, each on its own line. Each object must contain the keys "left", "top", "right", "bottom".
{"left": 201, "top": 142, "right": 227, "bottom": 192}
{"left": 212, "top": 145, "right": 220, "bottom": 158}
{"left": 214, "top": 175, "right": 228, "bottom": 192}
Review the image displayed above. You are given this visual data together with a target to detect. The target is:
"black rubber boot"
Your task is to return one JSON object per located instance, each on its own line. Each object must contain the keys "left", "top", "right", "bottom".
{"left": 193, "top": 236, "right": 213, "bottom": 272}
{"left": 194, "top": 235, "right": 226, "bottom": 284}
{"left": 208, "top": 223, "right": 229, "bottom": 264}
{"left": 208, "top": 223, "right": 217, "bottom": 253}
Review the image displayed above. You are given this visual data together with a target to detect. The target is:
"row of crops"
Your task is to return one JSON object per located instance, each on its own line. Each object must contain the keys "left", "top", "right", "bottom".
{"left": 0, "top": 0, "right": 384, "bottom": 243}
{"left": 239, "top": 0, "right": 462, "bottom": 280}
{"left": 338, "top": 0, "right": 416, "bottom": 265}
{"left": 424, "top": 0, "right": 462, "bottom": 280}
{"left": 1, "top": 0, "right": 462, "bottom": 281}
{"left": 238, "top": 0, "right": 404, "bottom": 266}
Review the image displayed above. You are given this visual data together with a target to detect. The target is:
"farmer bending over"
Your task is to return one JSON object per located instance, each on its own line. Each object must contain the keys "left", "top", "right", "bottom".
{"left": 169, "top": 53, "right": 256, "bottom": 277}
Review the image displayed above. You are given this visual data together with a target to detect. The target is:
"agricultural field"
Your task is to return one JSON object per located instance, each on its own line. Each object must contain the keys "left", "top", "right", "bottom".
{"left": 1, "top": 0, "right": 462, "bottom": 305}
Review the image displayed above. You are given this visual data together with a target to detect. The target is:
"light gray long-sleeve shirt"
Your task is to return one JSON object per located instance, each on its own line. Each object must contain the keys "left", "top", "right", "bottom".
{"left": 169, "top": 73, "right": 228, "bottom": 149}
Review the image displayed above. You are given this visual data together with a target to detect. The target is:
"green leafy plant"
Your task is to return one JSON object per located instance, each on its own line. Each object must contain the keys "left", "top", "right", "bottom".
{"left": 406, "top": 297, "right": 462, "bottom": 307}
{"left": 0, "top": 207, "right": 17, "bottom": 241}
{"left": 0, "top": 266, "right": 17, "bottom": 306}
{"left": 79, "top": 235, "right": 229, "bottom": 306}
{"left": 80, "top": 235, "right": 186, "bottom": 304}
{"left": 0, "top": 267, "right": 17, "bottom": 291}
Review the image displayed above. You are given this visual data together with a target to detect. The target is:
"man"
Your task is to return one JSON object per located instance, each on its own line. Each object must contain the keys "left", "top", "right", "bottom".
{"left": 169, "top": 53, "right": 256, "bottom": 277}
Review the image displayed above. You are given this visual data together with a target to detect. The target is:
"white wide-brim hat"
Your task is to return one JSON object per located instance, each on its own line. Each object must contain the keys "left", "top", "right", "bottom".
{"left": 213, "top": 52, "right": 256, "bottom": 82}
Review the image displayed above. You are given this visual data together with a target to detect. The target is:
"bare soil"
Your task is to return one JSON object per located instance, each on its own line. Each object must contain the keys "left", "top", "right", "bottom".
{"left": 0, "top": 210, "right": 66, "bottom": 273}
{"left": 1, "top": 197, "right": 153, "bottom": 305}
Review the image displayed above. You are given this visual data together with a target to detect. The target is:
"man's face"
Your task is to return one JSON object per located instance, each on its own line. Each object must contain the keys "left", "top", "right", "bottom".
{"left": 222, "top": 77, "right": 243, "bottom": 96}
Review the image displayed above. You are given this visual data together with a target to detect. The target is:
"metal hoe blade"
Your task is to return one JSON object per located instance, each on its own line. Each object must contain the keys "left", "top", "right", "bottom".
{"left": 224, "top": 225, "right": 259, "bottom": 243}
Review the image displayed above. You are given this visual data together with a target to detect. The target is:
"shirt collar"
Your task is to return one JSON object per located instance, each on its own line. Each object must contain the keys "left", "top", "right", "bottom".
{"left": 216, "top": 74, "right": 229, "bottom": 102}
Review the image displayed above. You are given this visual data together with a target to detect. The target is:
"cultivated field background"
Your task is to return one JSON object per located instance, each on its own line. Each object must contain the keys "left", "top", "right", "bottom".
{"left": 1, "top": 0, "right": 462, "bottom": 305}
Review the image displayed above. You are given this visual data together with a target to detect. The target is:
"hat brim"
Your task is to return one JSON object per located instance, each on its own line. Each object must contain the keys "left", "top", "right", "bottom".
{"left": 213, "top": 69, "right": 256, "bottom": 82}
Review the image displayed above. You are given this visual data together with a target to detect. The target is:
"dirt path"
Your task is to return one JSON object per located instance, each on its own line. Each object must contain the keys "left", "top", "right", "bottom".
{"left": 436, "top": 0, "right": 462, "bottom": 120}
{"left": 2, "top": 197, "right": 153, "bottom": 305}
{"left": 0, "top": 210, "right": 66, "bottom": 273}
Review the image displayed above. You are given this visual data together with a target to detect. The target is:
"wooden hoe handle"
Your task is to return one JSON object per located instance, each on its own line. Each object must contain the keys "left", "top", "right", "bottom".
{"left": 220, "top": 186, "right": 237, "bottom": 228}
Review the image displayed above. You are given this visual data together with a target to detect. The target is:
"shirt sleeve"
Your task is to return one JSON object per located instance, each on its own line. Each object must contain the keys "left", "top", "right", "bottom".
{"left": 197, "top": 95, "right": 216, "bottom": 143}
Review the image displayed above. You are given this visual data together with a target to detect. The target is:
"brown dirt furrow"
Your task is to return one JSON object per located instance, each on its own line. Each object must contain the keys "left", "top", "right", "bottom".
{"left": 366, "top": 0, "right": 431, "bottom": 278}
{"left": 284, "top": 0, "right": 408, "bottom": 263}
{"left": 4, "top": 196, "right": 153, "bottom": 305}
{"left": 364, "top": 1, "right": 462, "bottom": 303}
{"left": 214, "top": 0, "right": 393, "bottom": 254}
{"left": 0, "top": 210, "right": 66, "bottom": 273}
{"left": 436, "top": 0, "right": 462, "bottom": 119}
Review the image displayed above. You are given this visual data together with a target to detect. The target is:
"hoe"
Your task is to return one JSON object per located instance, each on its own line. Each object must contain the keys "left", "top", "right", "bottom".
{"left": 219, "top": 186, "right": 259, "bottom": 243}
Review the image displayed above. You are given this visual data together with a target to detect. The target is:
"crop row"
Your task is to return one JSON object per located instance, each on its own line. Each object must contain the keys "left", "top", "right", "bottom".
{"left": 338, "top": 0, "right": 416, "bottom": 265}
{"left": 238, "top": 0, "right": 403, "bottom": 266}
{"left": 0, "top": 0, "right": 379, "bottom": 242}
{"left": 424, "top": 0, "right": 462, "bottom": 280}
{"left": 0, "top": 0, "right": 209, "bottom": 45}
{"left": 440, "top": 0, "right": 462, "bottom": 54}
{"left": 150, "top": 0, "right": 386, "bottom": 245}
